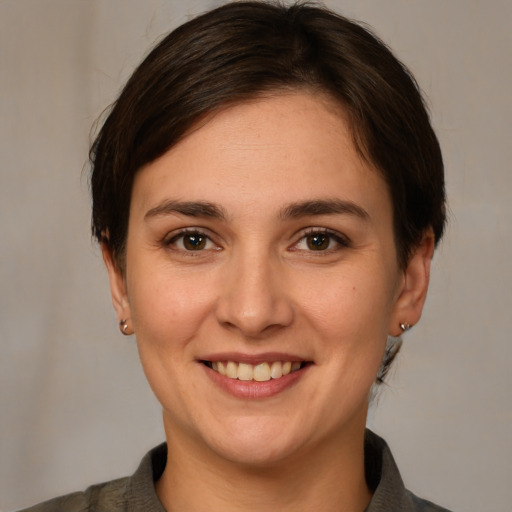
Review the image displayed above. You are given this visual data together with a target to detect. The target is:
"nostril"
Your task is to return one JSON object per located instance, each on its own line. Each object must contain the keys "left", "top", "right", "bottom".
{"left": 214, "top": 270, "right": 294, "bottom": 337}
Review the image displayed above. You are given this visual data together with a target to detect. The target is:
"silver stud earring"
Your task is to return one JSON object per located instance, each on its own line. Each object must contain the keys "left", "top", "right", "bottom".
{"left": 119, "top": 319, "right": 130, "bottom": 335}
{"left": 400, "top": 322, "right": 411, "bottom": 332}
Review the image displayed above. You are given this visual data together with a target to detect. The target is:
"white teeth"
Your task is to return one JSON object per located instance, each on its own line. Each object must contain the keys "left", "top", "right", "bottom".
{"left": 237, "top": 363, "right": 253, "bottom": 381}
{"left": 217, "top": 361, "right": 226, "bottom": 376}
{"left": 253, "top": 362, "right": 271, "bottom": 382}
{"left": 209, "top": 360, "right": 304, "bottom": 381}
{"left": 270, "top": 361, "right": 283, "bottom": 379}
{"left": 226, "top": 361, "right": 238, "bottom": 379}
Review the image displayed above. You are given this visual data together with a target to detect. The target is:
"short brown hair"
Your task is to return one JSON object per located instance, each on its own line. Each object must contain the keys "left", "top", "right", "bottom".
{"left": 91, "top": 1, "right": 445, "bottom": 270}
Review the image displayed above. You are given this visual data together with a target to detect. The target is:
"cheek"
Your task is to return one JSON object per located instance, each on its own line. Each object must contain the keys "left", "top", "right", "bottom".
{"left": 299, "top": 265, "right": 396, "bottom": 333}
{"left": 299, "top": 265, "right": 396, "bottom": 382}
{"left": 125, "top": 268, "right": 217, "bottom": 418}
{"left": 126, "top": 264, "right": 216, "bottom": 351}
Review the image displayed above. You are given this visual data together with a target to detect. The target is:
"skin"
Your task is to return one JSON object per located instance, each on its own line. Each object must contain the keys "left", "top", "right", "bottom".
{"left": 103, "top": 92, "right": 434, "bottom": 512}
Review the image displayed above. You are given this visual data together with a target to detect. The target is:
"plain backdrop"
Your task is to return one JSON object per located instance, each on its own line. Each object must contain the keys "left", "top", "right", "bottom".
{"left": 1, "top": 1, "right": 511, "bottom": 511}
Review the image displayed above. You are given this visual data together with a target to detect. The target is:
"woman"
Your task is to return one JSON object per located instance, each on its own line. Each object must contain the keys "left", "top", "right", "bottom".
{"left": 23, "top": 1, "right": 449, "bottom": 511}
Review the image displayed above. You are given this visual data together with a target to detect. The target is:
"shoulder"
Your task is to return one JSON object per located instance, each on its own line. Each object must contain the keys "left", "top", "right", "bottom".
{"left": 365, "top": 430, "right": 454, "bottom": 512}
{"left": 407, "top": 491, "right": 453, "bottom": 512}
{"left": 16, "top": 476, "right": 131, "bottom": 512}
{"left": 16, "top": 443, "right": 167, "bottom": 512}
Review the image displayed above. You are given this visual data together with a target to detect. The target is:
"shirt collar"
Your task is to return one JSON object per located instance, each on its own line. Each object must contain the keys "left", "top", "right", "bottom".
{"left": 127, "top": 429, "right": 419, "bottom": 512}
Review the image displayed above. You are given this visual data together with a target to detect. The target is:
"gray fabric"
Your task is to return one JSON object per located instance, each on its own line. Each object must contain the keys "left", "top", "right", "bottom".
{"left": 363, "top": 431, "right": 452, "bottom": 512}
{"left": 17, "top": 448, "right": 166, "bottom": 512}
{"left": 18, "top": 431, "right": 451, "bottom": 512}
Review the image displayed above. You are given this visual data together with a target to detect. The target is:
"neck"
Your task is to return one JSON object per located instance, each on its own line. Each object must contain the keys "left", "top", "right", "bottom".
{"left": 156, "top": 417, "right": 372, "bottom": 512}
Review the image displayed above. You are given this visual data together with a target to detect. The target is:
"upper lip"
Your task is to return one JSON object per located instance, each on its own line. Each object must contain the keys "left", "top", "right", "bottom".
{"left": 199, "top": 352, "right": 311, "bottom": 365}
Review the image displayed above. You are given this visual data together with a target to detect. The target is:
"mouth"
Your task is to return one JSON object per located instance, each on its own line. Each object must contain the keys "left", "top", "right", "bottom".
{"left": 201, "top": 360, "right": 309, "bottom": 382}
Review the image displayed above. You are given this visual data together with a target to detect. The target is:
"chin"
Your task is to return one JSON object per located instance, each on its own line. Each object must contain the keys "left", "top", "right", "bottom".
{"left": 209, "top": 438, "right": 302, "bottom": 469}
{"left": 197, "top": 415, "right": 315, "bottom": 468}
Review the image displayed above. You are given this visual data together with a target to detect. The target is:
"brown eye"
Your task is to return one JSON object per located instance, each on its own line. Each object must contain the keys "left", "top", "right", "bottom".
{"left": 306, "top": 233, "right": 330, "bottom": 251}
{"left": 167, "top": 230, "right": 218, "bottom": 253}
{"left": 292, "top": 229, "right": 350, "bottom": 253}
{"left": 183, "top": 233, "right": 207, "bottom": 250}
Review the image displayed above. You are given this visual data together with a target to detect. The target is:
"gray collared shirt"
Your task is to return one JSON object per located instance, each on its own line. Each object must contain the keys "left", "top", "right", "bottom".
{"left": 18, "top": 430, "right": 452, "bottom": 512}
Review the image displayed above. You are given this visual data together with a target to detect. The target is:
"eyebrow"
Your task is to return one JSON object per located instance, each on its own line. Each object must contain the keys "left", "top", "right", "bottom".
{"left": 144, "top": 198, "right": 369, "bottom": 223}
{"left": 279, "top": 199, "right": 370, "bottom": 220}
{"left": 144, "top": 200, "right": 227, "bottom": 221}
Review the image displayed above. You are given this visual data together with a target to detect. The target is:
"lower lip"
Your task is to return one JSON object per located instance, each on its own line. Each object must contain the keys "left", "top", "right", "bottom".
{"left": 202, "top": 363, "right": 309, "bottom": 399}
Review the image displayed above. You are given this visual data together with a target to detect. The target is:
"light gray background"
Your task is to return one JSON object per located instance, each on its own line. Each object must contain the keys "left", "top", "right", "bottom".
{"left": 1, "top": 1, "right": 511, "bottom": 511}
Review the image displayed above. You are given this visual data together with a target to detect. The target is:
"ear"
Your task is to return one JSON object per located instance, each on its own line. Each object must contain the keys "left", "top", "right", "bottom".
{"left": 389, "top": 230, "right": 435, "bottom": 337}
{"left": 101, "top": 243, "right": 133, "bottom": 335}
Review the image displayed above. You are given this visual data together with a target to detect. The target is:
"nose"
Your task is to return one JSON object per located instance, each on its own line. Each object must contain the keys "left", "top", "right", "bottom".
{"left": 215, "top": 251, "right": 294, "bottom": 338}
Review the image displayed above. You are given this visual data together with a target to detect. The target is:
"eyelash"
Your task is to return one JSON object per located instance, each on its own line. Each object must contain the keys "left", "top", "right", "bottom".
{"left": 292, "top": 228, "right": 351, "bottom": 253}
{"left": 164, "top": 229, "right": 219, "bottom": 253}
{"left": 164, "top": 228, "right": 351, "bottom": 254}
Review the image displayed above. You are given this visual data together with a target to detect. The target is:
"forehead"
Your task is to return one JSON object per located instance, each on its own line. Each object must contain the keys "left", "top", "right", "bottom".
{"left": 131, "top": 92, "right": 390, "bottom": 221}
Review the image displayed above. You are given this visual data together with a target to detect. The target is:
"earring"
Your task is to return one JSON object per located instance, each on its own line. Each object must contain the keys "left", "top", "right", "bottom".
{"left": 400, "top": 322, "right": 412, "bottom": 332}
{"left": 119, "top": 318, "right": 130, "bottom": 335}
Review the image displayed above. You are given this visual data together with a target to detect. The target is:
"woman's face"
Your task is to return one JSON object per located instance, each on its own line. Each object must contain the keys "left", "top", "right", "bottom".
{"left": 105, "top": 92, "right": 431, "bottom": 466}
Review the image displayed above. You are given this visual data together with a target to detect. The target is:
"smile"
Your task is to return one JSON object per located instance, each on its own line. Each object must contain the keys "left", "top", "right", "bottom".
{"left": 203, "top": 360, "right": 306, "bottom": 381}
